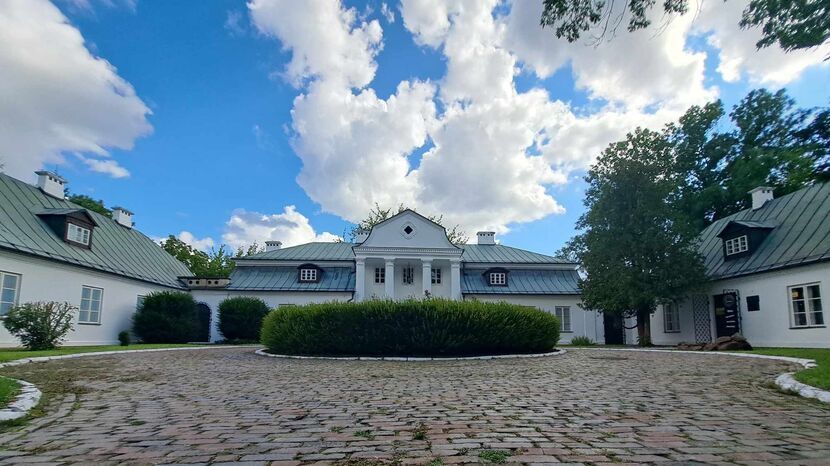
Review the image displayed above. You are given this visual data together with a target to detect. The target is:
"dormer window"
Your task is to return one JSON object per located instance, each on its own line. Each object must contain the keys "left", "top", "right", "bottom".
{"left": 489, "top": 272, "right": 506, "bottom": 286}
{"left": 299, "top": 268, "right": 317, "bottom": 282}
{"left": 725, "top": 235, "right": 748, "bottom": 256}
{"left": 67, "top": 223, "right": 91, "bottom": 246}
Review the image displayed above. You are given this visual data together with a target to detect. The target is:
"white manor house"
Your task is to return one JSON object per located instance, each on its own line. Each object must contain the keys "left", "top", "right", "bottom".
{"left": 1, "top": 170, "right": 827, "bottom": 348}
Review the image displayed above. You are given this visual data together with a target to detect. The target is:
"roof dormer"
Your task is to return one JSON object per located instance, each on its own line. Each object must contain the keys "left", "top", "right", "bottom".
{"left": 37, "top": 208, "right": 98, "bottom": 250}
{"left": 716, "top": 220, "right": 775, "bottom": 261}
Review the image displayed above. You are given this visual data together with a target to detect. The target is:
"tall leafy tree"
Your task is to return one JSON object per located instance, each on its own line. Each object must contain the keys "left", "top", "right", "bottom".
{"left": 67, "top": 194, "right": 111, "bottom": 218}
{"left": 541, "top": 0, "right": 829, "bottom": 53}
{"left": 574, "top": 129, "right": 706, "bottom": 345}
{"left": 160, "top": 236, "right": 237, "bottom": 278}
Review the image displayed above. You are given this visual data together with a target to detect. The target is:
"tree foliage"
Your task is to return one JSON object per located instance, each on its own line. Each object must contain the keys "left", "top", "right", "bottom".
{"left": 160, "top": 236, "right": 263, "bottom": 277}
{"left": 541, "top": 0, "right": 830, "bottom": 52}
{"left": 3, "top": 301, "right": 76, "bottom": 350}
{"left": 350, "top": 203, "right": 469, "bottom": 245}
{"left": 68, "top": 194, "right": 111, "bottom": 218}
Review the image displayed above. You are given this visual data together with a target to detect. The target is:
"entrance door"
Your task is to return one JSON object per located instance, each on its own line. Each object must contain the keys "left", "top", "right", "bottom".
{"left": 195, "top": 303, "right": 211, "bottom": 342}
{"left": 603, "top": 313, "right": 625, "bottom": 345}
{"left": 713, "top": 292, "right": 740, "bottom": 338}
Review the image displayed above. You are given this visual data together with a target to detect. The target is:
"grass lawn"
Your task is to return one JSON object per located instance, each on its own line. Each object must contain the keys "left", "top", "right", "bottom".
{"left": 743, "top": 348, "right": 830, "bottom": 390}
{"left": 0, "top": 343, "right": 207, "bottom": 364}
{"left": 0, "top": 377, "right": 20, "bottom": 407}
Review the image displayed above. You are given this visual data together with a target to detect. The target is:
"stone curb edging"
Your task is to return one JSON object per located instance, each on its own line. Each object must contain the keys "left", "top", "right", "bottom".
{"left": 255, "top": 348, "right": 566, "bottom": 361}
{"left": 569, "top": 347, "right": 828, "bottom": 404}
{"left": 0, "top": 345, "right": 227, "bottom": 421}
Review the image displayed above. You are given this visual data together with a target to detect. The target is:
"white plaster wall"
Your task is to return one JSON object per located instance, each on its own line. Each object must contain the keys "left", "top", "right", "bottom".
{"left": 650, "top": 300, "right": 699, "bottom": 346}
{"left": 190, "top": 290, "right": 353, "bottom": 342}
{"left": 0, "top": 250, "right": 175, "bottom": 346}
{"left": 465, "top": 294, "right": 605, "bottom": 344}
{"left": 649, "top": 262, "right": 830, "bottom": 348}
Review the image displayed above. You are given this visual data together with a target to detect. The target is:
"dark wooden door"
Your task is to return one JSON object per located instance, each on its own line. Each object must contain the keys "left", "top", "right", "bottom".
{"left": 195, "top": 303, "right": 211, "bottom": 342}
{"left": 713, "top": 293, "right": 740, "bottom": 338}
{"left": 603, "top": 313, "right": 625, "bottom": 345}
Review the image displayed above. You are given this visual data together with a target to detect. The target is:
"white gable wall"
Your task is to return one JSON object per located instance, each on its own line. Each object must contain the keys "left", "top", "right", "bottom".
{"left": 358, "top": 210, "right": 458, "bottom": 250}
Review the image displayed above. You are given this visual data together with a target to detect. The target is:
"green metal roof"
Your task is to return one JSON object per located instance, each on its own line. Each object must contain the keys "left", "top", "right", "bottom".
{"left": 462, "top": 269, "right": 581, "bottom": 294}
{"left": 240, "top": 242, "right": 356, "bottom": 261}
{"left": 0, "top": 173, "right": 191, "bottom": 288}
{"left": 460, "top": 244, "right": 570, "bottom": 264}
{"left": 227, "top": 266, "right": 354, "bottom": 291}
{"left": 699, "top": 182, "right": 830, "bottom": 280}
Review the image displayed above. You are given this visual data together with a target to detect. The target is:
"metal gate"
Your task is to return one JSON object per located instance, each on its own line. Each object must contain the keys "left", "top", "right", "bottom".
{"left": 692, "top": 294, "right": 711, "bottom": 343}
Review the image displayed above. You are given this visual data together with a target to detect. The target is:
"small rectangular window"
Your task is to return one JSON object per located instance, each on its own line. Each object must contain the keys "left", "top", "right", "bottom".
{"left": 725, "top": 235, "right": 749, "bottom": 256}
{"left": 489, "top": 272, "right": 506, "bottom": 286}
{"left": 790, "top": 283, "right": 824, "bottom": 327}
{"left": 402, "top": 266, "right": 414, "bottom": 285}
{"left": 136, "top": 295, "right": 146, "bottom": 311}
{"left": 554, "top": 306, "right": 571, "bottom": 332}
{"left": 431, "top": 268, "right": 442, "bottom": 284}
{"left": 663, "top": 303, "right": 680, "bottom": 333}
{"left": 0, "top": 271, "right": 21, "bottom": 315}
{"left": 79, "top": 286, "right": 103, "bottom": 324}
{"left": 374, "top": 267, "right": 385, "bottom": 284}
{"left": 746, "top": 295, "right": 760, "bottom": 312}
{"left": 67, "top": 223, "right": 91, "bottom": 245}
{"left": 299, "top": 268, "right": 318, "bottom": 282}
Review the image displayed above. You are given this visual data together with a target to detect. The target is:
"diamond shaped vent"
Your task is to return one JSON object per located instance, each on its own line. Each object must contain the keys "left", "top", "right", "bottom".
{"left": 403, "top": 226, "right": 413, "bottom": 235}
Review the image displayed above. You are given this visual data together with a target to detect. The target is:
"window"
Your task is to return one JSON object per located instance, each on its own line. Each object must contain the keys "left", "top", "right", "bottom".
{"left": 67, "top": 223, "right": 91, "bottom": 245}
{"left": 554, "top": 306, "right": 571, "bottom": 332}
{"left": 374, "top": 267, "right": 385, "bottom": 284}
{"left": 746, "top": 295, "right": 760, "bottom": 312}
{"left": 136, "top": 295, "right": 146, "bottom": 310}
{"left": 402, "top": 266, "right": 414, "bottom": 285}
{"left": 299, "top": 268, "right": 318, "bottom": 282}
{"left": 663, "top": 303, "right": 680, "bottom": 333}
{"left": 431, "top": 268, "right": 442, "bottom": 285}
{"left": 1, "top": 272, "right": 21, "bottom": 315}
{"left": 725, "top": 235, "right": 748, "bottom": 255}
{"left": 79, "top": 286, "right": 103, "bottom": 324}
{"left": 790, "top": 284, "right": 824, "bottom": 327}
{"left": 489, "top": 272, "right": 506, "bottom": 286}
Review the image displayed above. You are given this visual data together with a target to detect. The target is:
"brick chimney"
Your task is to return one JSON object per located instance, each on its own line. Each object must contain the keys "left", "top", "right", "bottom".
{"left": 477, "top": 231, "right": 496, "bottom": 245}
{"left": 265, "top": 240, "right": 282, "bottom": 252}
{"left": 111, "top": 207, "right": 134, "bottom": 228}
{"left": 749, "top": 187, "right": 774, "bottom": 210}
{"left": 35, "top": 170, "right": 66, "bottom": 199}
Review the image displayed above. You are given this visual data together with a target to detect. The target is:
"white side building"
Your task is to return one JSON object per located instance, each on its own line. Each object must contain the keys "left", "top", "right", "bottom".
{"left": 644, "top": 184, "right": 829, "bottom": 348}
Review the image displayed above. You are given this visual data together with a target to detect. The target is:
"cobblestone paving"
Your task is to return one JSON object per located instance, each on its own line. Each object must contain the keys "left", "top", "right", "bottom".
{"left": 1, "top": 348, "right": 829, "bottom": 465}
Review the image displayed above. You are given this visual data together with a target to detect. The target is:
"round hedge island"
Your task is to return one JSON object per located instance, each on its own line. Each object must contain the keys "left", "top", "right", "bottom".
{"left": 260, "top": 299, "right": 561, "bottom": 357}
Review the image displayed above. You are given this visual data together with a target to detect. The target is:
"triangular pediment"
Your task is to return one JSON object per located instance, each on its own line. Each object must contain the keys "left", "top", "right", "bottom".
{"left": 355, "top": 209, "right": 459, "bottom": 250}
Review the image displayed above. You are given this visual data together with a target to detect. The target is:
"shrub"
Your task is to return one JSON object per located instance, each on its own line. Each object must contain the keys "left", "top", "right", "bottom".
{"left": 118, "top": 330, "right": 131, "bottom": 346}
{"left": 261, "top": 299, "right": 560, "bottom": 357}
{"left": 218, "top": 297, "right": 270, "bottom": 342}
{"left": 570, "top": 336, "right": 596, "bottom": 346}
{"left": 2, "top": 301, "right": 75, "bottom": 350}
{"left": 132, "top": 292, "right": 198, "bottom": 343}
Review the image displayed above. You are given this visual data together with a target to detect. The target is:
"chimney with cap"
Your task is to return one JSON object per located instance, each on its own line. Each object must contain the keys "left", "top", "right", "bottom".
{"left": 749, "top": 186, "right": 774, "bottom": 210}
{"left": 354, "top": 228, "right": 370, "bottom": 243}
{"left": 265, "top": 240, "right": 282, "bottom": 252}
{"left": 477, "top": 231, "right": 496, "bottom": 245}
{"left": 111, "top": 207, "right": 133, "bottom": 228}
{"left": 35, "top": 170, "right": 66, "bottom": 199}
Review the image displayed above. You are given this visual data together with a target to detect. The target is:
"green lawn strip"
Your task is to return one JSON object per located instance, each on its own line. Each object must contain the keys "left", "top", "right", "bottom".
{"left": 0, "top": 376, "right": 20, "bottom": 407}
{"left": 741, "top": 348, "right": 830, "bottom": 391}
{"left": 0, "top": 343, "right": 208, "bottom": 364}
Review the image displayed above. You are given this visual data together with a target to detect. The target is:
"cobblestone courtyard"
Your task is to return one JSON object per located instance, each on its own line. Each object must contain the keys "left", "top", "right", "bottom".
{"left": 1, "top": 348, "right": 829, "bottom": 465}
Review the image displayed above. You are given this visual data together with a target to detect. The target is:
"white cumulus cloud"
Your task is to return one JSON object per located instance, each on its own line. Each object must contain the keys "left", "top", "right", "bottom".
{"left": 177, "top": 231, "right": 216, "bottom": 251}
{"left": 0, "top": 0, "right": 152, "bottom": 179}
{"left": 222, "top": 205, "right": 340, "bottom": 249}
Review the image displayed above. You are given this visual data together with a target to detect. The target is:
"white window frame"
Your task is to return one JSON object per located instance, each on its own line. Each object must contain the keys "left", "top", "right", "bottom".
{"left": 663, "top": 302, "right": 681, "bottom": 333}
{"left": 67, "top": 223, "right": 91, "bottom": 245}
{"left": 725, "top": 235, "right": 748, "bottom": 256}
{"left": 79, "top": 286, "right": 103, "bottom": 324}
{"left": 402, "top": 266, "right": 414, "bottom": 285}
{"left": 554, "top": 306, "right": 572, "bottom": 332}
{"left": 374, "top": 267, "right": 385, "bottom": 284}
{"left": 789, "top": 283, "right": 824, "bottom": 328}
{"left": 0, "top": 271, "right": 22, "bottom": 316}
{"left": 299, "top": 268, "right": 318, "bottom": 282}
{"left": 489, "top": 272, "right": 506, "bottom": 286}
{"left": 431, "top": 268, "right": 442, "bottom": 285}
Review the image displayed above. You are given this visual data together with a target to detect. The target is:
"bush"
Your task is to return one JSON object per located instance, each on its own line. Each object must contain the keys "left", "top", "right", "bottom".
{"left": 261, "top": 299, "right": 560, "bottom": 357}
{"left": 218, "top": 297, "right": 270, "bottom": 342}
{"left": 132, "top": 292, "right": 198, "bottom": 343}
{"left": 118, "top": 330, "right": 131, "bottom": 346}
{"left": 2, "top": 301, "right": 75, "bottom": 350}
{"left": 569, "top": 335, "right": 596, "bottom": 346}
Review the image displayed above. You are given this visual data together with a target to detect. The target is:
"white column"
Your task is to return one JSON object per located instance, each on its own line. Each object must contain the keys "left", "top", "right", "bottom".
{"left": 354, "top": 259, "right": 365, "bottom": 302}
{"left": 384, "top": 259, "right": 395, "bottom": 299}
{"left": 421, "top": 259, "right": 432, "bottom": 298}
{"left": 450, "top": 259, "right": 462, "bottom": 300}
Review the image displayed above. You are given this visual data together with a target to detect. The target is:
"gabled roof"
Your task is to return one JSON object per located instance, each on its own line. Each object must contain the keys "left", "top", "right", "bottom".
{"left": 715, "top": 219, "right": 776, "bottom": 237}
{"left": 227, "top": 266, "right": 354, "bottom": 291}
{"left": 699, "top": 182, "right": 830, "bottom": 280}
{"left": 240, "top": 242, "right": 356, "bottom": 261}
{"left": 461, "top": 244, "right": 571, "bottom": 264}
{"left": 461, "top": 269, "right": 580, "bottom": 294}
{"left": 37, "top": 208, "right": 99, "bottom": 226}
{"left": 0, "top": 173, "right": 191, "bottom": 288}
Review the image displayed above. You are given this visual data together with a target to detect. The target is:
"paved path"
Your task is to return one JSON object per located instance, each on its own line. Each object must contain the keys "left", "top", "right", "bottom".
{"left": 0, "top": 348, "right": 829, "bottom": 465}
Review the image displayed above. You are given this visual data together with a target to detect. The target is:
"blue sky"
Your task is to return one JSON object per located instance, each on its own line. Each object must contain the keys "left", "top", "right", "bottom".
{"left": 1, "top": 0, "right": 828, "bottom": 256}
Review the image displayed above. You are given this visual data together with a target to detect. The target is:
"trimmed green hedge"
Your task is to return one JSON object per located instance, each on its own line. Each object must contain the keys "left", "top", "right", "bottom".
{"left": 218, "top": 297, "right": 270, "bottom": 342}
{"left": 133, "top": 292, "right": 198, "bottom": 343}
{"left": 260, "top": 299, "right": 560, "bottom": 357}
